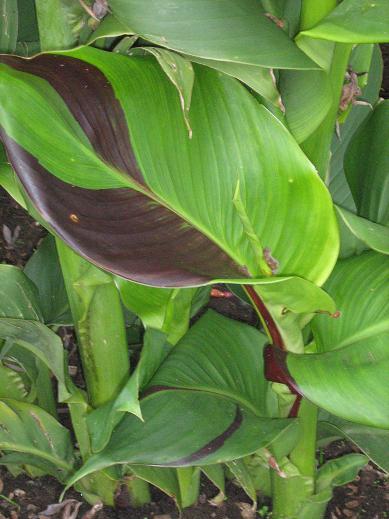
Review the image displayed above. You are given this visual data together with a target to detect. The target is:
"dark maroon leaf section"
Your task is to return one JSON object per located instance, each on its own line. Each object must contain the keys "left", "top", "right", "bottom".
{"left": 245, "top": 287, "right": 302, "bottom": 417}
{"left": 0, "top": 54, "right": 248, "bottom": 286}
{"left": 165, "top": 406, "right": 243, "bottom": 467}
{"left": 245, "top": 286, "right": 285, "bottom": 349}
{"left": 1, "top": 134, "right": 246, "bottom": 287}
{"left": 264, "top": 345, "right": 302, "bottom": 417}
{"left": 0, "top": 54, "right": 144, "bottom": 185}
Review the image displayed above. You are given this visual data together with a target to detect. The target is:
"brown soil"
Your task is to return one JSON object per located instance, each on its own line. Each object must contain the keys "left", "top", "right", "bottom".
{"left": 1, "top": 43, "right": 389, "bottom": 519}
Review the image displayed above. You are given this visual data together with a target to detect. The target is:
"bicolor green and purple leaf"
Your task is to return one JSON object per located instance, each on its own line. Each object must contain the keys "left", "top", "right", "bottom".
{"left": 265, "top": 252, "right": 389, "bottom": 428}
{"left": 64, "top": 311, "right": 297, "bottom": 488}
{"left": 0, "top": 47, "right": 338, "bottom": 288}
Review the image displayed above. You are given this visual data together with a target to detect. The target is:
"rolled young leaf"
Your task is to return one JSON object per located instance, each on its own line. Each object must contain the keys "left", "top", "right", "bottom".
{"left": 0, "top": 47, "right": 338, "bottom": 288}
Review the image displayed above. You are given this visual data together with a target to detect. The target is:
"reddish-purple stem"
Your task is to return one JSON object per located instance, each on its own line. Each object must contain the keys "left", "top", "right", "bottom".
{"left": 245, "top": 285, "right": 302, "bottom": 417}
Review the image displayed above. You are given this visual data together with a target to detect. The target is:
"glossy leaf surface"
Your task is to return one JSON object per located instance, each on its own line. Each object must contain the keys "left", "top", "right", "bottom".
{"left": 0, "top": 47, "right": 338, "bottom": 287}
{"left": 300, "top": 0, "right": 389, "bottom": 43}
{"left": 65, "top": 311, "right": 296, "bottom": 487}
{"left": 272, "top": 252, "right": 389, "bottom": 428}
{"left": 108, "top": 0, "right": 316, "bottom": 69}
{"left": 336, "top": 206, "right": 389, "bottom": 255}
{"left": 279, "top": 69, "right": 332, "bottom": 143}
{"left": 312, "top": 252, "right": 389, "bottom": 352}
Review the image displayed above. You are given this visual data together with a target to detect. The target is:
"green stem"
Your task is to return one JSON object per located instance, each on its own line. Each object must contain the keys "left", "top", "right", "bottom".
{"left": 177, "top": 467, "right": 201, "bottom": 508}
{"left": 56, "top": 240, "right": 129, "bottom": 407}
{"left": 126, "top": 477, "right": 153, "bottom": 507}
{"left": 271, "top": 400, "right": 319, "bottom": 519}
{"left": 290, "top": 400, "right": 318, "bottom": 478}
{"left": 56, "top": 239, "right": 150, "bottom": 506}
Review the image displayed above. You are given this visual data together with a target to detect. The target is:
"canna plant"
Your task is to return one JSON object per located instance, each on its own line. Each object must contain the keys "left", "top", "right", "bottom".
{"left": 0, "top": 0, "right": 389, "bottom": 517}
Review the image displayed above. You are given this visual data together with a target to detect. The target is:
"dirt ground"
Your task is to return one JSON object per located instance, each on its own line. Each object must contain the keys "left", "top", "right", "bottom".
{"left": 1, "top": 45, "right": 389, "bottom": 519}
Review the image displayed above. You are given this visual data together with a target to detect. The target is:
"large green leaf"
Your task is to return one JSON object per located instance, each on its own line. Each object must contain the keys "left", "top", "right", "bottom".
{"left": 0, "top": 398, "right": 74, "bottom": 480}
{"left": 128, "top": 47, "right": 194, "bottom": 136}
{"left": 108, "top": 0, "right": 316, "bottom": 69}
{"left": 312, "top": 252, "right": 389, "bottom": 352}
{"left": 345, "top": 100, "right": 389, "bottom": 226}
{"left": 266, "top": 252, "right": 389, "bottom": 428}
{"left": 87, "top": 329, "right": 172, "bottom": 451}
{"left": 65, "top": 311, "right": 296, "bottom": 488}
{"left": 184, "top": 55, "right": 283, "bottom": 109}
{"left": 24, "top": 235, "right": 72, "bottom": 325}
{"left": 0, "top": 265, "right": 42, "bottom": 321}
{"left": 299, "top": 0, "right": 389, "bottom": 43}
{"left": 0, "top": 47, "right": 338, "bottom": 288}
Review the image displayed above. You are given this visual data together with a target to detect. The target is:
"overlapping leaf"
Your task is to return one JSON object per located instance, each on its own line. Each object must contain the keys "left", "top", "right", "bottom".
{"left": 0, "top": 398, "right": 74, "bottom": 481}
{"left": 0, "top": 47, "right": 338, "bottom": 288}
{"left": 299, "top": 0, "right": 389, "bottom": 43}
{"left": 0, "top": 265, "right": 42, "bottom": 321}
{"left": 24, "top": 236, "right": 72, "bottom": 325}
{"left": 318, "top": 413, "right": 389, "bottom": 474}
{"left": 65, "top": 311, "right": 296, "bottom": 488}
{"left": 329, "top": 44, "right": 382, "bottom": 212}
{"left": 266, "top": 252, "right": 389, "bottom": 428}
{"left": 108, "top": 0, "right": 316, "bottom": 69}
{"left": 345, "top": 100, "right": 389, "bottom": 226}
{"left": 336, "top": 206, "right": 389, "bottom": 255}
